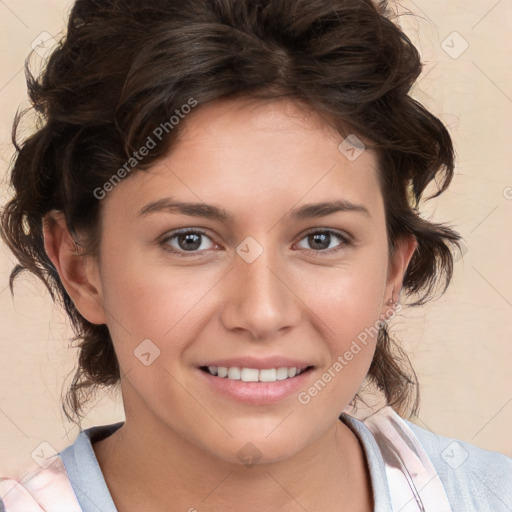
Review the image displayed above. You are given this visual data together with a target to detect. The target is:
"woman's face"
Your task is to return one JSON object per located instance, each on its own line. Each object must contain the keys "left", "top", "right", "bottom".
{"left": 84, "top": 97, "right": 415, "bottom": 464}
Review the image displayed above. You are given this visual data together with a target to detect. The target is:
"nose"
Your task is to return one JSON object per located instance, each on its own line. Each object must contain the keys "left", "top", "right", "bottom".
{"left": 220, "top": 246, "right": 302, "bottom": 339}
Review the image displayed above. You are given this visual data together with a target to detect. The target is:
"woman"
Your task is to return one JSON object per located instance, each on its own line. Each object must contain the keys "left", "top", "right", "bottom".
{"left": 0, "top": 0, "right": 510, "bottom": 511}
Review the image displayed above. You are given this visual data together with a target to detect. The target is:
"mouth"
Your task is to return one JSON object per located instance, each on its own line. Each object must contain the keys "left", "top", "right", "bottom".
{"left": 199, "top": 365, "right": 315, "bottom": 383}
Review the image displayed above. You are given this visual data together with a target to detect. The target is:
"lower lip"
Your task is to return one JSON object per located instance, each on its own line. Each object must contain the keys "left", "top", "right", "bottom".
{"left": 196, "top": 367, "right": 315, "bottom": 405}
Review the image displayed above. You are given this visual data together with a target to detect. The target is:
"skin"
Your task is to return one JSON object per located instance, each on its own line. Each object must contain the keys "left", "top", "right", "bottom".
{"left": 43, "top": 96, "right": 417, "bottom": 512}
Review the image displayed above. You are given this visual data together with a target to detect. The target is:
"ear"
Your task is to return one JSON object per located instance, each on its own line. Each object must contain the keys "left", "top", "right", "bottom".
{"left": 42, "top": 210, "right": 107, "bottom": 325}
{"left": 380, "top": 234, "right": 418, "bottom": 319}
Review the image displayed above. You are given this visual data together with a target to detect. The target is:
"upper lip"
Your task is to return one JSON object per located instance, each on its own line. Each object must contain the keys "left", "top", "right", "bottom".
{"left": 199, "top": 357, "right": 314, "bottom": 370}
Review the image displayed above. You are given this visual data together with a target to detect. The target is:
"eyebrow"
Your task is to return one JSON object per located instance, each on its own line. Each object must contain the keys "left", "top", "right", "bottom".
{"left": 137, "top": 197, "right": 371, "bottom": 222}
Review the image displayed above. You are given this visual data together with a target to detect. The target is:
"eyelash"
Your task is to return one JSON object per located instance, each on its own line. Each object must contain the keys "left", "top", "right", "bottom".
{"left": 160, "top": 228, "right": 352, "bottom": 258}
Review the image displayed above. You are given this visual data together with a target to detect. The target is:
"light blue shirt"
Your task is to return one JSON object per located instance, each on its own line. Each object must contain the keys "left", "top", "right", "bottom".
{"left": 1, "top": 415, "right": 511, "bottom": 511}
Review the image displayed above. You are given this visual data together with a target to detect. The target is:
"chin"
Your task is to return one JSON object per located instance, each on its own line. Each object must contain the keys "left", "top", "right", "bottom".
{"left": 204, "top": 430, "right": 306, "bottom": 468}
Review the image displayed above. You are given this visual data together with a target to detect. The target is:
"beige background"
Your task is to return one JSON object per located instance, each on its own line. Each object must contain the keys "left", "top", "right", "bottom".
{"left": 1, "top": 0, "right": 511, "bottom": 477}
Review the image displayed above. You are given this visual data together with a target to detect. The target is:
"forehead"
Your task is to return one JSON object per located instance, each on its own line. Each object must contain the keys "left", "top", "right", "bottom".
{"left": 176, "top": 96, "right": 370, "bottom": 159}
{"left": 108, "top": 97, "right": 383, "bottom": 224}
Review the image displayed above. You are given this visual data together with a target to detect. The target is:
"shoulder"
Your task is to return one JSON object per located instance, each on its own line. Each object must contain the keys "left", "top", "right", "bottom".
{"left": 355, "top": 405, "right": 512, "bottom": 511}
{"left": 1, "top": 422, "right": 123, "bottom": 511}
{"left": 405, "top": 419, "right": 512, "bottom": 511}
{"left": 0, "top": 455, "right": 81, "bottom": 511}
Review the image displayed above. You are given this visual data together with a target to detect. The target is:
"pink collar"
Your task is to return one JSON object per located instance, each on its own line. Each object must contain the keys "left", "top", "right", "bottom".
{"left": 363, "top": 406, "right": 452, "bottom": 511}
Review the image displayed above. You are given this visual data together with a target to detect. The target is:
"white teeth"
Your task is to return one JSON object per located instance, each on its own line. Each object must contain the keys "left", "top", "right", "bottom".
{"left": 259, "top": 368, "right": 276, "bottom": 382}
{"left": 227, "top": 367, "right": 241, "bottom": 380}
{"left": 276, "top": 367, "right": 289, "bottom": 380}
{"left": 240, "top": 368, "right": 259, "bottom": 382}
{"left": 204, "top": 366, "right": 307, "bottom": 382}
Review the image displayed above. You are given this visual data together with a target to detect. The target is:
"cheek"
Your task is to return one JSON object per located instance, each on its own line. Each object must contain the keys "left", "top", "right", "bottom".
{"left": 297, "top": 252, "right": 387, "bottom": 395}
{"left": 99, "top": 245, "right": 218, "bottom": 361}
{"left": 302, "top": 252, "right": 388, "bottom": 343}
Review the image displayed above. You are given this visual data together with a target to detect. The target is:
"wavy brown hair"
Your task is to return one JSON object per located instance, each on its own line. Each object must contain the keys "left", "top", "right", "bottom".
{"left": 0, "top": 0, "right": 463, "bottom": 427}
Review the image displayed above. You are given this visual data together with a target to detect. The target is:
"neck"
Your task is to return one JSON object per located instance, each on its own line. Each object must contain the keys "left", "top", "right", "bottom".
{"left": 93, "top": 411, "right": 373, "bottom": 512}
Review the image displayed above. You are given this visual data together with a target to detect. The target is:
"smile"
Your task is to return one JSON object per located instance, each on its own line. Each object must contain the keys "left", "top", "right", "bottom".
{"left": 200, "top": 365, "right": 312, "bottom": 382}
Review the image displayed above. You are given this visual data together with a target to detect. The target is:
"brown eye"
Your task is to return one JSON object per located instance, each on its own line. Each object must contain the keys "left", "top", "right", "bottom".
{"left": 296, "top": 229, "right": 352, "bottom": 254}
{"left": 161, "top": 229, "right": 215, "bottom": 256}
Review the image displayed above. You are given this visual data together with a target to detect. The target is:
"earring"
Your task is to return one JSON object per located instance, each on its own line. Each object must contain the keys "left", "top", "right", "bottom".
{"left": 386, "top": 287, "right": 400, "bottom": 306}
